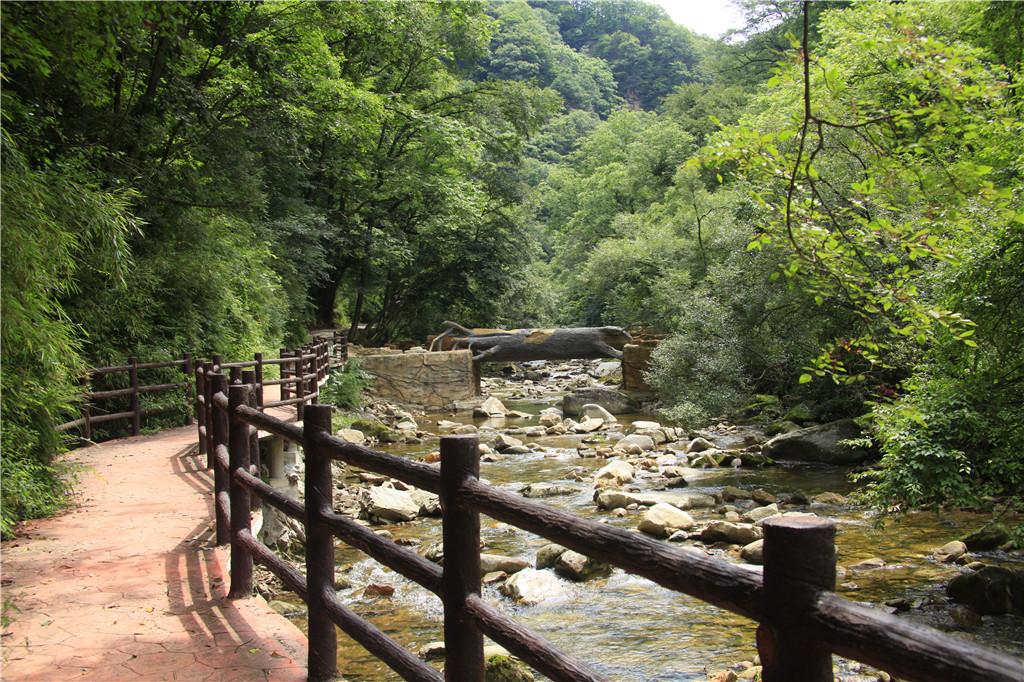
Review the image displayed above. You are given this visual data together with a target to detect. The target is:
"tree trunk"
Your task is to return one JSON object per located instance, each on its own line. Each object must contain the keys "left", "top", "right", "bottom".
{"left": 311, "top": 263, "right": 343, "bottom": 328}
{"left": 430, "top": 321, "right": 633, "bottom": 362}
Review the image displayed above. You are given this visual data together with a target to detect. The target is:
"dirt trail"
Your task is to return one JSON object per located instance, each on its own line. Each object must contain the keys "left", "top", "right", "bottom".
{"left": 1, "top": 422, "right": 308, "bottom": 681}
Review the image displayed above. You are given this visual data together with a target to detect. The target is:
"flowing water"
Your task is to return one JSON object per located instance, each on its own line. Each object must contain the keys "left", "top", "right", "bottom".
{"left": 275, "top": 376, "right": 1024, "bottom": 680}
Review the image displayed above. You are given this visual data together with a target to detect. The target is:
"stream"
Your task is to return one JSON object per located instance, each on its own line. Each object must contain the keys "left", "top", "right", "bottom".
{"left": 271, "top": 360, "right": 1024, "bottom": 681}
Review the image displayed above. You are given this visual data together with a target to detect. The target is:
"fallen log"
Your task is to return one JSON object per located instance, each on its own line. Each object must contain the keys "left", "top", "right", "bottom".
{"left": 429, "top": 321, "right": 632, "bottom": 362}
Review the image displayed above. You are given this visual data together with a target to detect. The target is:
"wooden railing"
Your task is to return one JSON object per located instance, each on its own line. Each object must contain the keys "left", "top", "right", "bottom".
{"left": 57, "top": 336, "right": 338, "bottom": 444}
{"left": 194, "top": 339, "right": 330, "bottom": 465}
{"left": 56, "top": 355, "right": 194, "bottom": 438}
{"left": 203, "top": 377, "right": 1024, "bottom": 682}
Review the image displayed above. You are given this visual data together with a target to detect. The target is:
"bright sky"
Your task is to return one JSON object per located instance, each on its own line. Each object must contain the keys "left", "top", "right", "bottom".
{"left": 651, "top": 0, "right": 746, "bottom": 38}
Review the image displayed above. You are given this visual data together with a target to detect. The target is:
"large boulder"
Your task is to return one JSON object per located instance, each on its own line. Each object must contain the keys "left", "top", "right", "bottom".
{"left": 362, "top": 487, "right": 419, "bottom": 523}
{"left": 638, "top": 503, "right": 695, "bottom": 538}
{"left": 500, "top": 569, "right": 567, "bottom": 605}
{"left": 562, "top": 387, "right": 637, "bottom": 416}
{"left": 763, "top": 419, "right": 875, "bottom": 464}
{"left": 947, "top": 566, "right": 1024, "bottom": 615}
{"left": 962, "top": 526, "right": 1010, "bottom": 551}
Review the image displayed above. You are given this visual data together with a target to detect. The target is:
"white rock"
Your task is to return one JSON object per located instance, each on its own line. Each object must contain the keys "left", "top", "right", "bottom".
{"left": 631, "top": 420, "right": 661, "bottom": 431}
{"left": 539, "top": 413, "right": 562, "bottom": 428}
{"left": 580, "top": 404, "right": 617, "bottom": 423}
{"left": 480, "top": 554, "right": 530, "bottom": 575}
{"left": 493, "top": 434, "right": 524, "bottom": 451}
{"left": 336, "top": 428, "right": 366, "bottom": 445}
{"left": 701, "top": 521, "right": 762, "bottom": 545}
{"left": 638, "top": 503, "right": 695, "bottom": 538}
{"left": 500, "top": 569, "right": 567, "bottom": 605}
{"left": 363, "top": 487, "right": 419, "bottom": 522}
{"left": 572, "top": 417, "right": 605, "bottom": 433}
{"left": 594, "top": 460, "right": 635, "bottom": 485}
{"left": 742, "top": 504, "right": 780, "bottom": 524}
{"left": 474, "top": 396, "right": 509, "bottom": 418}
{"left": 687, "top": 437, "right": 715, "bottom": 453}
{"left": 741, "top": 539, "right": 764, "bottom": 564}
{"left": 614, "top": 434, "right": 656, "bottom": 452}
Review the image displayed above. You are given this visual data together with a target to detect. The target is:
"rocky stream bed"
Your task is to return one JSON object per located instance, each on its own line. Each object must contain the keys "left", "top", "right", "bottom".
{"left": 257, "top": 359, "right": 1024, "bottom": 681}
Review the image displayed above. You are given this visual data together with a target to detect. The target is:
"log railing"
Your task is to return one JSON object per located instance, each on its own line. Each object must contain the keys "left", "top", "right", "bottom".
{"left": 195, "top": 339, "right": 331, "bottom": 467}
{"left": 57, "top": 335, "right": 340, "bottom": 445}
{"left": 204, "top": 376, "right": 1024, "bottom": 682}
{"left": 56, "top": 355, "right": 194, "bottom": 438}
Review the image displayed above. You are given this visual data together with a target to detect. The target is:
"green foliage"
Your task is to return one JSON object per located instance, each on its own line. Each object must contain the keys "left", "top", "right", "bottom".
{"left": 537, "top": 0, "right": 705, "bottom": 108}
{"left": 857, "top": 365, "right": 1024, "bottom": 511}
{"left": 319, "top": 361, "right": 371, "bottom": 411}
{"left": 0, "top": 136, "right": 139, "bottom": 535}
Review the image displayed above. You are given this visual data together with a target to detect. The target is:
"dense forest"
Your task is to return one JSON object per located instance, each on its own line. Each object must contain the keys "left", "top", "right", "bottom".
{"left": 2, "top": 0, "right": 1022, "bottom": 537}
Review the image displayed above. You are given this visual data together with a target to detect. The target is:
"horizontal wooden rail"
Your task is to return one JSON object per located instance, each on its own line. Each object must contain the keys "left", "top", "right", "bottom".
{"left": 237, "top": 529, "right": 308, "bottom": 601}
{"left": 319, "top": 586, "right": 442, "bottom": 682}
{"left": 91, "top": 358, "right": 186, "bottom": 374}
{"left": 460, "top": 478, "right": 764, "bottom": 620}
{"left": 319, "top": 432, "right": 442, "bottom": 494}
{"left": 59, "top": 353, "right": 194, "bottom": 439}
{"left": 809, "top": 592, "right": 1020, "bottom": 682}
{"left": 234, "top": 404, "right": 302, "bottom": 442}
{"left": 89, "top": 381, "right": 187, "bottom": 400}
{"left": 203, "top": 354, "right": 1024, "bottom": 682}
{"left": 234, "top": 467, "right": 304, "bottom": 519}
{"left": 321, "top": 510, "right": 443, "bottom": 594}
{"left": 219, "top": 360, "right": 258, "bottom": 369}
{"left": 464, "top": 595, "right": 603, "bottom": 682}
{"left": 263, "top": 396, "right": 310, "bottom": 409}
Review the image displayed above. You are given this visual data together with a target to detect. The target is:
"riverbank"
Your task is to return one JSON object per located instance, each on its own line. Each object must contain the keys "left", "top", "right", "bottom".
{"left": 264, "top": 358, "right": 1024, "bottom": 680}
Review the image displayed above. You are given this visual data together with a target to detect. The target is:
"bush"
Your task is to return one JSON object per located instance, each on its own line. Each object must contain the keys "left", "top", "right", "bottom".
{"left": 858, "top": 366, "right": 1024, "bottom": 512}
{"left": 319, "top": 360, "right": 370, "bottom": 410}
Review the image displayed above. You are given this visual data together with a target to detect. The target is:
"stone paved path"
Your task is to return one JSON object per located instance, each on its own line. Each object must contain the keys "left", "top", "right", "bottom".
{"left": 1, "top": 423, "right": 308, "bottom": 681}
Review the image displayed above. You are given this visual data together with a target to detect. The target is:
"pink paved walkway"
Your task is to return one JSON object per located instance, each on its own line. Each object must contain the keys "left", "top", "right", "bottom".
{"left": 1, "top": 424, "right": 308, "bottom": 681}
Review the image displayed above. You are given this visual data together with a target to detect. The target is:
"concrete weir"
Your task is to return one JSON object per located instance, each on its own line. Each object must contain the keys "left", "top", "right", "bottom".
{"left": 359, "top": 349, "right": 479, "bottom": 408}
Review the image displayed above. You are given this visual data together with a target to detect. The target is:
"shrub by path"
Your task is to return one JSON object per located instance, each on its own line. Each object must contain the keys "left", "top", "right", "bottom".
{"left": 1, "top": 424, "right": 308, "bottom": 681}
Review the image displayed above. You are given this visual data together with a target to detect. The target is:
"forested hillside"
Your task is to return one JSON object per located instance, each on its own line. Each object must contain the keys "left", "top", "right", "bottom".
{"left": 3, "top": 0, "right": 1022, "bottom": 536}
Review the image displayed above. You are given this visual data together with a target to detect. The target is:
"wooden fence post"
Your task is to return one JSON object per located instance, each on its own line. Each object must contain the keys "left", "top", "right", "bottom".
{"left": 195, "top": 366, "right": 206, "bottom": 456}
{"left": 79, "top": 374, "right": 92, "bottom": 442}
{"left": 183, "top": 353, "right": 194, "bottom": 425}
{"left": 228, "top": 382, "right": 255, "bottom": 598}
{"left": 212, "top": 373, "right": 230, "bottom": 546}
{"left": 440, "top": 435, "right": 484, "bottom": 682}
{"left": 212, "top": 354, "right": 222, "bottom": 373}
{"left": 242, "top": 369, "right": 261, "bottom": 512}
{"left": 295, "top": 349, "right": 306, "bottom": 420}
{"left": 129, "top": 356, "right": 140, "bottom": 436}
{"left": 757, "top": 516, "right": 836, "bottom": 682}
{"left": 203, "top": 362, "right": 215, "bottom": 467}
{"left": 303, "top": 404, "right": 338, "bottom": 681}
{"left": 254, "top": 352, "right": 264, "bottom": 409}
{"left": 280, "top": 348, "right": 291, "bottom": 401}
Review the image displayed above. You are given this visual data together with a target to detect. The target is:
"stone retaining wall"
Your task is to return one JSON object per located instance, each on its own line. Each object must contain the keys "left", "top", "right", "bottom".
{"left": 360, "top": 350, "right": 479, "bottom": 407}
